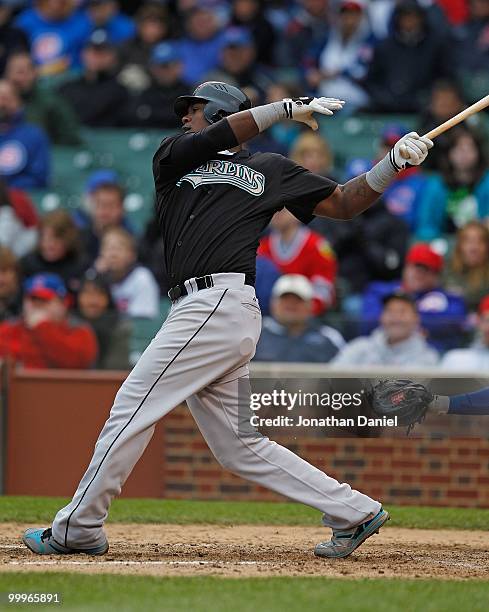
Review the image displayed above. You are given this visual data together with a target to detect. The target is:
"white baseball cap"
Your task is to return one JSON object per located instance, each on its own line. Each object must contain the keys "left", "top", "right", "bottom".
{"left": 272, "top": 274, "right": 314, "bottom": 301}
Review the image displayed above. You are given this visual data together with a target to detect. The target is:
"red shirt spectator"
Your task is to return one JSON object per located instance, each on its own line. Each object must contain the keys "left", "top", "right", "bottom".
{"left": 0, "top": 273, "right": 97, "bottom": 369}
{"left": 8, "top": 187, "right": 39, "bottom": 227}
{"left": 259, "top": 209, "right": 336, "bottom": 315}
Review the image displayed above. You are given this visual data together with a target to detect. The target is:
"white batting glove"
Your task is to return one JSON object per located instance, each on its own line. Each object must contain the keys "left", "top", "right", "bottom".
{"left": 391, "top": 132, "right": 434, "bottom": 170}
{"left": 282, "top": 97, "right": 345, "bottom": 130}
{"left": 366, "top": 131, "right": 435, "bottom": 193}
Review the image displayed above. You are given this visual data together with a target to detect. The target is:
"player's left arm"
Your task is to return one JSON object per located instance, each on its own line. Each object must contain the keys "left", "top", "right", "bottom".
{"left": 313, "top": 132, "right": 434, "bottom": 219}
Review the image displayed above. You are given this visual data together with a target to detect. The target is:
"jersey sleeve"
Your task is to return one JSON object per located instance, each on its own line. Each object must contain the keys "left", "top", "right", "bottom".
{"left": 278, "top": 157, "right": 338, "bottom": 224}
{"left": 153, "top": 119, "right": 239, "bottom": 183}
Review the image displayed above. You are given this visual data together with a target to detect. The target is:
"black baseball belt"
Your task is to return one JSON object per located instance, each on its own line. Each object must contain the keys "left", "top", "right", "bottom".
{"left": 168, "top": 274, "right": 254, "bottom": 303}
{"left": 168, "top": 275, "right": 215, "bottom": 302}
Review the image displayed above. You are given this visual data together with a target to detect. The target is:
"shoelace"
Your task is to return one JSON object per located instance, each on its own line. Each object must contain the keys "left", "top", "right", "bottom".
{"left": 40, "top": 528, "right": 52, "bottom": 542}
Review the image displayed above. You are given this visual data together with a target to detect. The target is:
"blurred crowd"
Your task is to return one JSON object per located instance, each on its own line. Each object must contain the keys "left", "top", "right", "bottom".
{"left": 0, "top": 0, "right": 489, "bottom": 371}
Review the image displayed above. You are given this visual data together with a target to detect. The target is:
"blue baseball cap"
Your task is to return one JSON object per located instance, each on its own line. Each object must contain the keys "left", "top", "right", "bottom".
{"left": 381, "top": 123, "right": 408, "bottom": 146}
{"left": 24, "top": 274, "right": 67, "bottom": 301}
{"left": 85, "top": 169, "right": 120, "bottom": 194}
{"left": 222, "top": 27, "right": 253, "bottom": 48}
{"left": 151, "top": 42, "right": 181, "bottom": 65}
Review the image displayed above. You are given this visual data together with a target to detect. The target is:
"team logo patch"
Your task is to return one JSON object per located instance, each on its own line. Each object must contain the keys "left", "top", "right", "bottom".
{"left": 417, "top": 291, "right": 449, "bottom": 312}
{"left": 177, "top": 160, "right": 265, "bottom": 196}
{"left": 0, "top": 141, "right": 27, "bottom": 175}
{"left": 33, "top": 33, "right": 63, "bottom": 63}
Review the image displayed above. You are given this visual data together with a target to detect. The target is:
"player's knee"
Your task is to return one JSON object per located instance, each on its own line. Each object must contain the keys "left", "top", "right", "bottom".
{"left": 211, "top": 433, "right": 264, "bottom": 474}
{"left": 211, "top": 446, "right": 240, "bottom": 472}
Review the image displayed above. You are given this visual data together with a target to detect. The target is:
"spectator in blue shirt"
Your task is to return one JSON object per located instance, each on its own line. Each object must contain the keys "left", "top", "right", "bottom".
{"left": 0, "top": 79, "right": 50, "bottom": 189}
{"left": 254, "top": 274, "right": 344, "bottom": 363}
{"left": 15, "top": 0, "right": 91, "bottom": 77}
{"left": 378, "top": 123, "right": 428, "bottom": 233}
{"left": 179, "top": 5, "right": 226, "bottom": 85}
{"left": 362, "top": 243, "right": 467, "bottom": 352}
{"left": 255, "top": 255, "right": 280, "bottom": 317}
{"left": 83, "top": 0, "right": 135, "bottom": 45}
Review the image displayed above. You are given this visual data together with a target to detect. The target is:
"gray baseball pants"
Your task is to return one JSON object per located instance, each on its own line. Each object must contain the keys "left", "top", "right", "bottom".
{"left": 52, "top": 273, "right": 380, "bottom": 549}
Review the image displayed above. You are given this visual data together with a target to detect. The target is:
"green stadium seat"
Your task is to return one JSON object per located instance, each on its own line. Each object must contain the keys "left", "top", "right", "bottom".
{"left": 31, "top": 128, "right": 175, "bottom": 233}
{"left": 129, "top": 316, "right": 164, "bottom": 365}
{"left": 128, "top": 299, "right": 171, "bottom": 365}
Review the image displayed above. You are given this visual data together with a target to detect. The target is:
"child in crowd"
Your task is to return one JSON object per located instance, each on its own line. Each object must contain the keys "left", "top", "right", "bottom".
{"left": 21, "top": 209, "right": 89, "bottom": 295}
{"left": 76, "top": 269, "right": 131, "bottom": 370}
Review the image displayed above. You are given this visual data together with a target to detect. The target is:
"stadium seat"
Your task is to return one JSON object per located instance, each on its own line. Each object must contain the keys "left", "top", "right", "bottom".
{"left": 128, "top": 299, "right": 171, "bottom": 365}
{"left": 30, "top": 128, "right": 175, "bottom": 234}
{"left": 319, "top": 114, "right": 417, "bottom": 176}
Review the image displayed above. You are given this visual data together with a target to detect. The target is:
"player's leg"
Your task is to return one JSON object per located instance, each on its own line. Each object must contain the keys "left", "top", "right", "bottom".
{"left": 45, "top": 286, "right": 258, "bottom": 551}
{"left": 187, "top": 374, "right": 381, "bottom": 531}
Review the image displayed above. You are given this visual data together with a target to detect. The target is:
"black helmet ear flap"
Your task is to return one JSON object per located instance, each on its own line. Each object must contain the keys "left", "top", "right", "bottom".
{"left": 238, "top": 98, "right": 252, "bottom": 112}
{"left": 208, "top": 108, "right": 228, "bottom": 123}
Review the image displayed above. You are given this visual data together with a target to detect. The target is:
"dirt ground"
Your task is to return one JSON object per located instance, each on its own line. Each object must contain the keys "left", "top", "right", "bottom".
{"left": 1, "top": 523, "right": 488, "bottom": 580}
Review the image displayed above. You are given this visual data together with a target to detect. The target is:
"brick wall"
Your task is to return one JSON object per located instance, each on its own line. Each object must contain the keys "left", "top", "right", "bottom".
{"left": 163, "top": 406, "right": 489, "bottom": 507}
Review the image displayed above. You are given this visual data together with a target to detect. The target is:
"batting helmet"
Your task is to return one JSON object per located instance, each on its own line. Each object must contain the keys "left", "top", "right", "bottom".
{"left": 174, "top": 81, "right": 252, "bottom": 124}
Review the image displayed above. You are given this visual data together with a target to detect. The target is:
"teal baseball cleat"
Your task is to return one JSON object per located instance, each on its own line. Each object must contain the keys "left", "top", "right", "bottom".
{"left": 314, "top": 508, "right": 390, "bottom": 559}
{"left": 23, "top": 528, "right": 109, "bottom": 556}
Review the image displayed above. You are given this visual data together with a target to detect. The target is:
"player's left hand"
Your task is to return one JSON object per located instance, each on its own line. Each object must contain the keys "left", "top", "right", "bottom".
{"left": 283, "top": 97, "right": 345, "bottom": 130}
{"left": 392, "top": 132, "right": 434, "bottom": 170}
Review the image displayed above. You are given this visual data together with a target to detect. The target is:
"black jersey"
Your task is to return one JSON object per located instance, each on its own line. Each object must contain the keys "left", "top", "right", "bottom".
{"left": 153, "top": 120, "right": 337, "bottom": 286}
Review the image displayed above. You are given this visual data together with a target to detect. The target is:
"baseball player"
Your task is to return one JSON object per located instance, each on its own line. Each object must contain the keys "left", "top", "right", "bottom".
{"left": 23, "top": 82, "right": 433, "bottom": 559}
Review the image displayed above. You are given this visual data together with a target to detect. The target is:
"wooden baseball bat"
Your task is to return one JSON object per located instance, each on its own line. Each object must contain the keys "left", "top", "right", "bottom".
{"left": 400, "top": 93, "right": 489, "bottom": 159}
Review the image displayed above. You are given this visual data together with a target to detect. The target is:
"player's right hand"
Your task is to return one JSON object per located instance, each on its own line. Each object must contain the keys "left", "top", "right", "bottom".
{"left": 392, "top": 132, "right": 434, "bottom": 170}
{"left": 283, "top": 97, "right": 345, "bottom": 130}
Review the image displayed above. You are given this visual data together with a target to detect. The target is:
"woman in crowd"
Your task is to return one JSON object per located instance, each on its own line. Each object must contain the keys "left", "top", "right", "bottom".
{"left": 444, "top": 220, "right": 489, "bottom": 312}
{"left": 289, "top": 131, "right": 334, "bottom": 177}
{"left": 95, "top": 226, "right": 159, "bottom": 319}
{"left": 21, "top": 209, "right": 89, "bottom": 295}
{"left": 417, "top": 126, "right": 489, "bottom": 240}
{"left": 76, "top": 269, "right": 131, "bottom": 370}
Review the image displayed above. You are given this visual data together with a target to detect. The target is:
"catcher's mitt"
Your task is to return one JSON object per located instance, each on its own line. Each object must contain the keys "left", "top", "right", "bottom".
{"left": 368, "top": 379, "right": 434, "bottom": 434}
